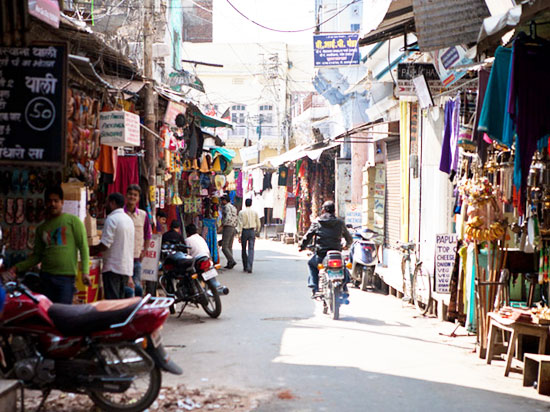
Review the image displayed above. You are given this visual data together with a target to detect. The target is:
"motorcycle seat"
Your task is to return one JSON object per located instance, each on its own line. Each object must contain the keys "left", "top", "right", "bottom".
{"left": 48, "top": 297, "right": 141, "bottom": 336}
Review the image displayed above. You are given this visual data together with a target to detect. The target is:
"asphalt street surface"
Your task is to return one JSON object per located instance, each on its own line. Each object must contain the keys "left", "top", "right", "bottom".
{"left": 162, "top": 239, "right": 550, "bottom": 412}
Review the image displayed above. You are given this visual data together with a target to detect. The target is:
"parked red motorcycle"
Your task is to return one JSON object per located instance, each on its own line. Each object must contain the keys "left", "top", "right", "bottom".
{"left": 0, "top": 281, "right": 181, "bottom": 412}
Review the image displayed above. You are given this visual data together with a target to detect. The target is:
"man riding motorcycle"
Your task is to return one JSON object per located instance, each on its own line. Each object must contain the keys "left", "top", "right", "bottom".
{"left": 299, "top": 201, "right": 353, "bottom": 298}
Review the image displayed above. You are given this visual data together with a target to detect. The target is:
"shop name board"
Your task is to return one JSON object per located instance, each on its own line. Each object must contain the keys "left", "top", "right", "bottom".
{"left": 0, "top": 45, "right": 66, "bottom": 164}
{"left": 314, "top": 34, "right": 360, "bottom": 67}
{"left": 396, "top": 63, "right": 444, "bottom": 97}
{"left": 434, "top": 233, "right": 458, "bottom": 294}
{"left": 431, "top": 45, "right": 472, "bottom": 87}
{"left": 99, "top": 111, "right": 140, "bottom": 147}
{"left": 28, "top": 0, "right": 61, "bottom": 29}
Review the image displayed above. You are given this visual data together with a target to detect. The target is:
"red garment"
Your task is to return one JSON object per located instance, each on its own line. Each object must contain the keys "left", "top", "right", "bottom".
{"left": 108, "top": 156, "right": 139, "bottom": 196}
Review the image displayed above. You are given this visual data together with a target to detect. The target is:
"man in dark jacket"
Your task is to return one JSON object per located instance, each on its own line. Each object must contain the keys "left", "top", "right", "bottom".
{"left": 299, "top": 201, "right": 352, "bottom": 296}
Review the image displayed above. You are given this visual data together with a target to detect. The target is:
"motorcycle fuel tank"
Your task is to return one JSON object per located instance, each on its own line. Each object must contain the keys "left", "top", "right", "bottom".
{"left": 165, "top": 251, "right": 194, "bottom": 271}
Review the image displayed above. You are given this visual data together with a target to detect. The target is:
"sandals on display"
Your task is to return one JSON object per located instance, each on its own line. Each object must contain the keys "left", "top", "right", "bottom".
{"left": 15, "top": 198, "right": 25, "bottom": 224}
{"left": 25, "top": 199, "right": 35, "bottom": 222}
{"left": 5, "top": 198, "right": 15, "bottom": 224}
{"left": 35, "top": 199, "right": 45, "bottom": 223}
{"left": 27, "top": 225, "right": 36, "bottom": 250}
{"left": 20, "top": 170, "right": 29, "bottom": 194}
{"left": 0, "top": 171, "right": 10, "bottom": 195}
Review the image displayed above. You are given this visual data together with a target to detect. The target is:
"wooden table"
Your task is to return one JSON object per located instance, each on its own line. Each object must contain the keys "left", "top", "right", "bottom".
{"left": 486, "top": 312, "right": 548, "bottom": 376}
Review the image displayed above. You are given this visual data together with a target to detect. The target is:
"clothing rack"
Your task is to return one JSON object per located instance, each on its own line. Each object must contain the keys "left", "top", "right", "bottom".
{"left": 433, "top": 77, "right": 478, "bottom": 99}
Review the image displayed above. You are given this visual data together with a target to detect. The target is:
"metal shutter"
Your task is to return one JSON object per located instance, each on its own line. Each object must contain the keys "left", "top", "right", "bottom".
{"left": 385, "top": 140, "right": 401, "bottom": 248}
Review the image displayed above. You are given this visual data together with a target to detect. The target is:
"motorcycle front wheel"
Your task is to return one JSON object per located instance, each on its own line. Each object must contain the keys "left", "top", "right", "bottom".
{"left": 88, "top": 347, "right": 162, "bottom": 412}
{"left": 198, "top": 279, "right": 222, "bottom": 318}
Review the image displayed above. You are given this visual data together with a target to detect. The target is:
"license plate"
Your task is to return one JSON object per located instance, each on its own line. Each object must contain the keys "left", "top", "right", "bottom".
{"left": 327, "top": 270, "right": 344, "bottom": 279}
{"left": 202, "top": 268, "right": 217, "bottom": 280}
{"left": 150, "top": 329, "right": 163, "bottom": 348}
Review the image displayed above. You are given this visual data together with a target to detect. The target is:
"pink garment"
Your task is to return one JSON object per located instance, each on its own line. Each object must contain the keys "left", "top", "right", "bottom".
{"left": 236, "top": 171, "right": 243, "bottom": 198}
{"left": 108, "top": 156, "right": 139, "bottom": 196}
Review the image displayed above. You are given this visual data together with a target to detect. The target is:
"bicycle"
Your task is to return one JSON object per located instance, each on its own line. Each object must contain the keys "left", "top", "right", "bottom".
{"left": 399, "top": 242, "right": 432, "bottom": 316}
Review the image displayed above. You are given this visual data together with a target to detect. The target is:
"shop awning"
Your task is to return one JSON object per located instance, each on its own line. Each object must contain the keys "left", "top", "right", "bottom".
{"left": 103, "top": 75, "right": 146, "bottom": 96}
{"left": 359, "top": 0, "right": 415, "bottom": 47}
{"left": 69, "top": 55, "right": 117, "bottom": 89}
{"left": 266, "top": 145, "right": 309, "bottom": 167}
{"left": 305, "top": 141, "right": 341, "bottom": 161}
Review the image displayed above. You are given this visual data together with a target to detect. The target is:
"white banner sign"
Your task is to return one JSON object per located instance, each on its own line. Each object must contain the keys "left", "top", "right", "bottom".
{"left": 142, "top": 234, "right": 162, "bottom": 282}
{"left": 240, "top": 145, "right": 258, "bottom": 162}
{"left": 434, "top": 233, "right": 458, "bottom": 294}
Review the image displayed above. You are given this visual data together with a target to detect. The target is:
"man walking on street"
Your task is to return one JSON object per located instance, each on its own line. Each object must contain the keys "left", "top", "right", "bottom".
{"left": 220, "top": 194, "right": 238, "bottom": 269}
{"left": 237, "top": 198, "right": 261, "bottom": 273}
{"left": 90, "top": 193, "right": 134, "bottom": 299}
{"left": 10, "top": 186, "right": 91, "bottom": 304}
{"left": 124, "top": 184, "right": 152, "bottom": 297}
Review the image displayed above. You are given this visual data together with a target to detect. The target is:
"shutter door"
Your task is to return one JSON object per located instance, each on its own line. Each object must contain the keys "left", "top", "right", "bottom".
{"left": 385, "top": 140, "right": 401, "bottom": 248}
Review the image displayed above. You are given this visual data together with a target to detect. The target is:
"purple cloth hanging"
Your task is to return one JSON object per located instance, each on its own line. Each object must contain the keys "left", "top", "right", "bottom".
{"left": 439, "top": 100, "right": 455, "bottom": 174}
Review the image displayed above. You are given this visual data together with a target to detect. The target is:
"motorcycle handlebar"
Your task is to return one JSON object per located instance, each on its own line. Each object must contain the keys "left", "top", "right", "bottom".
{"left": 5, "top": 281, "right": 39, "bottom": 304}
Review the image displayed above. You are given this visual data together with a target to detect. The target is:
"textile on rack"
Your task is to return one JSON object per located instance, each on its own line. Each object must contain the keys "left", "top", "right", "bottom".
{"left": 252, "top": 169, "right": 263, "bottom": 193}
{"left": 478, "top": 46, "right": 514, "bottom": 148}
{"left": 439, "top": 97, "right": 460, "bottom": 175}
{"left": 202, "top": 218, "right": 219, "bottom": 263}
{"left": 108, "top": 156, "right": 138, "bottom": 196}
{"left": 235, "top": 171, "right": 243, "bottom": 198}
{"left": 473, "top": 69, "right": 490, "bottom": 164}
{"left": 278, "top": 166, "right": 288, "bottom": 186}
{"left": 509, "top": 37, "right": 550, "bottom": 211}
{"left": 263, "top": 172, "right": 273, "bottom": 191}
{"left": 283, "top": 206, "right": 297, "bottom": 234}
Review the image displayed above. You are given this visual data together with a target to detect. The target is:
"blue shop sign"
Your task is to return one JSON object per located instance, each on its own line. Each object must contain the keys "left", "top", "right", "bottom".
{"left": 313, "top": 34, "right": 360, "bottom": 67}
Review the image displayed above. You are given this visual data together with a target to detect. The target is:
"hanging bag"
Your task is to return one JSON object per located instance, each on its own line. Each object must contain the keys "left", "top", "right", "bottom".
{"left": 458, "top": 114, "right": 476, "bottom": 152}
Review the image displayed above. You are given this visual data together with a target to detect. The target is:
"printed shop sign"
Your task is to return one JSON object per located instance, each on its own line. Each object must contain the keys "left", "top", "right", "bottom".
{"left": 142, "top": 234, "right": 162, "bottom": 282}
{"left": 99, "top": 111, "right": 140, "bottom": 147}
{"left": 0, "top": 44, "right": 66, "bottom": 164}
{"left": 28, "top": 0, "right": 61, "bottom": 29}
{"left": 314, "top": 34, "right": 360, "bottom": 67}
{"left": 434, "top": 233, "right": 458, "bottom": 294}
{"left": 431, "top": 45, "right": 472, "bottom": 88}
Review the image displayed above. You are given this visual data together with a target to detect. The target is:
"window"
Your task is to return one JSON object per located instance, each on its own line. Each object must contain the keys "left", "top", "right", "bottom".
{"left": 259, "top": 104, "right": 274, "bottom": 124}
{"left": 350, "top": 23, "right": 360, "bottom": 32}
{"left": 230, "top": 105, "right": 246, "bottom": 124}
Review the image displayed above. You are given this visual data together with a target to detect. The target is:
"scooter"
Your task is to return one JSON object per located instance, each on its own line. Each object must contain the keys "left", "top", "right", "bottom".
{"left": 349, "top": 227, "right": 381, "bottom": 291}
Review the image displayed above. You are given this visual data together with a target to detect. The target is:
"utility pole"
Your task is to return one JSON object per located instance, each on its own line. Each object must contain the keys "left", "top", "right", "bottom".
{"left": 256, "top": 115, "right": 262, "bottom": 163}
{"left": 143, "top": 0, "right": 156, "bottom": 212}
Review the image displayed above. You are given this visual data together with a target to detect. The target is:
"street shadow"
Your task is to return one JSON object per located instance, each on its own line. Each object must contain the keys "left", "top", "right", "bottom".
{"left": 253, "top": 363, "right": 550, "bottom": 412}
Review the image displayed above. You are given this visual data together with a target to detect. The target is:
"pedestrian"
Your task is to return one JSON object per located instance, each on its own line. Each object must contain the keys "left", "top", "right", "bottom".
{"left": 185, "top": 223, "right": 213, "bottom": 259}
{"left": 220, "top": 194, "right": 238, "bottom": 269}
{"left": 124, "top": 184, "right": 152, "bottom": 297}
{"left": 90, "top": 192, "right": 135, "bottom": 300}
{"left": 9, "top": 186, "right": 91, "bottom": 304}
{"left": 162, "top": 220, "right": 185, "bottom": 244}
{"left": 237, "top": 198, "right": 261, "bottom": 273}
{"left": 156, "top": 210, "right": 168, "bottom": 234}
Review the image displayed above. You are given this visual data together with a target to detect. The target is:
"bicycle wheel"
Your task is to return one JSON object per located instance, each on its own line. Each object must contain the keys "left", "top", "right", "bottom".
{"left": 401, "top": 255, "right": 411, "bottom": 300}
{"left": 412, "top": 262, "right": 431, "bottom": 315}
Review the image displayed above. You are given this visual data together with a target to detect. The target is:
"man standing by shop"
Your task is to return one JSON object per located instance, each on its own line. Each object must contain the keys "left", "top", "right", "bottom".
{"left": 124, "top": 185, "right": 152, "bottom": 297}
{"left": 237, "top": 198, "right": 261, "bottom": 273}
{"left": 10, "top": 186, "right": 91, "bottom": 304}
{"left": 220, "top": 194, "right": 238, "bottom": 269}
{"left": 90, "top": 193, "right": 134, "bottom": 299}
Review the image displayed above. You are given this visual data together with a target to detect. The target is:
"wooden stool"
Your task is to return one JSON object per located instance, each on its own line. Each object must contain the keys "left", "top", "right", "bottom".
{"left": 523, "top": 354, "right": 550, "bottom": 395}
{"left": 486, "top": 312, "right": 548, "bottom": 376}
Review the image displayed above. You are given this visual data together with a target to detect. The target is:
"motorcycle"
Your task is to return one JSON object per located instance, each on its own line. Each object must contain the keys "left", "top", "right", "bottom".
{"left": 0, "top": 282, "right": 181, "bottom": 412}
{"left": 349, "top": 227, "right": 381, "bottom": 291}
{"left": 316, "top": 250, "right": 351, "bottom": 320}
{"left": 158, "top": 243, "right": 223, "bottom": 319}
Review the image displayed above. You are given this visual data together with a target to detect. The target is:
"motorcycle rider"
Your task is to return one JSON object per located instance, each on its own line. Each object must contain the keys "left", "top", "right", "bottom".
{"left": 299, "top": 200, "right": 353, "bottom": 297}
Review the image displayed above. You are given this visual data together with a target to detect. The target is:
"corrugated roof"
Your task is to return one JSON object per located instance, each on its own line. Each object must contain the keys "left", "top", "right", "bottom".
{"left": 359, "top": 0, "right": 415, "bottom": 46}
{"left": 412, "top": 0, "right": 490, "bottom": 51}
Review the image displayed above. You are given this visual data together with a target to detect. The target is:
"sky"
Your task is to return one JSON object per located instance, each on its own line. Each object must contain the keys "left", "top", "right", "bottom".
{"left": 212, "top": 0, "right": 316, "bottom": 44}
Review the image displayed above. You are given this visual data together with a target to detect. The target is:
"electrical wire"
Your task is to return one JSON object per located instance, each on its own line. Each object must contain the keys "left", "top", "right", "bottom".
{"left": 224, "top": 0, "right": 360, "bottom": 33}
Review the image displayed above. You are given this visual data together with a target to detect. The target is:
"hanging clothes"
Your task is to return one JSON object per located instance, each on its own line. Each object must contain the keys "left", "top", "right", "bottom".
{"left": 478, "top": 46, "right": 515, "bottom": 147}
{"left": 235, "top": 171, "right": 243, "bottom": 198}
{"left": 278, "top": 166, "right": 288, "bottom": 186}
{"left": 263, "top": 172, "right": 273, "bottom": 191}
{"left": 202, "top": 218, "right": 219, "bottom": 263}
{"left": 108, "top": 156, "right": 139, "bottom": 196}
{"left": 439, "top": 98, "right": 459, "bottom": 174}
{"left": 473, "top": 69, "right": 491, "bottom": 164}
{"left": 252, "top": 169, "right": 263, "bottom": 193}
{"left": 509, "top": 37, "right": 550, "bottom": 210}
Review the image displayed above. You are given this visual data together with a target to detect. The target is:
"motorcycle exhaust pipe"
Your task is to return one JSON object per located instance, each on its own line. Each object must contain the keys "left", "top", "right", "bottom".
{"left": 217, "top": 286, "right": 230, "bottom": 295}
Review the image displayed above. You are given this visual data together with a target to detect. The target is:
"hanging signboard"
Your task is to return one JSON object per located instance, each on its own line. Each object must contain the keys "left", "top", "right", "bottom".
{"left": 396, "top": 63, "right": 444, "bottom": 97}
{"left": 142, "top": 234, "right": 162, "bottom": 282}
{"left": 167, "top": 70, "right": 205, "bottom": 93}
{"left": 99, "top": 111, "right": 141, "bottom": 147}
{"left": 28, "top": 0, "right": 61, "bottom": 29}
{"left": 434, "top": 233, "right": 458, "bottom": 294}
{"left": 164, "top": 100, "right": 186, "bottom": 126}
{"left": 431, "top": 45, "right": 472, "bottom": 87}
{"left": 0, "top": 44, "right": 66, "bottom": 164}
{"left": 239, "top": 145, "right": 258, "bottom": 162}
{"left": 313, "top": 34, "right": 360, "bottom": 67}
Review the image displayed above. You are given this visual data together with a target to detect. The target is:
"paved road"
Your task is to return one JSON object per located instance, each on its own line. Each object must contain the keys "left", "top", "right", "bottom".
{"left": 162, "top": 239, "right": 550, "bottom": 411}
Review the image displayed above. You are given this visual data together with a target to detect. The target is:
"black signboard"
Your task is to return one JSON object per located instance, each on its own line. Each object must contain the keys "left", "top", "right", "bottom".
{"left": 0, "top": 44, "right": 66, "bottom": 164}
{"left": 397, "top": 63, "right": 440, "bottom": 81}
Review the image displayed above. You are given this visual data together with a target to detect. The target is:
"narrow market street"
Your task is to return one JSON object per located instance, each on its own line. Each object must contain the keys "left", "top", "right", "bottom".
{"left": 162, "top": 239, "right": 550, "bottom": 412}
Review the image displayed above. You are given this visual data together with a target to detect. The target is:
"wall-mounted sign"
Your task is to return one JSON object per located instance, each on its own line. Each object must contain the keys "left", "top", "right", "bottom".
{"left": 28, "top": 0, "right": 60, "bottom": 29}
{"left": 168, "top": 70, "right": 205, "bottom": 93}
{"left": 0, "top": 45, "right": 66, "bottom": 164}
{"left": 434, "top": 233, "right": 458, "bottom": 293}
{"left": 99, "top": 111, "right": 140, "bottom": 147}
{"left": 239, "top": 145, "right": 258, "bottom": 162}
{"left": 164, "top": 100, "right": 186, "bottom": 126}
{"left": 314, "top": 34, "right": 360, "bottom": 67}
{"left": 431, "top": 45, "right": 472, "bottom": 87}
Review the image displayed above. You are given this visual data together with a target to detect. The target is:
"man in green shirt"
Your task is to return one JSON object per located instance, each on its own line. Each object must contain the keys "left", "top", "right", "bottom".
{"left": 9, "top": 186, "right": 91, "bottom": 304}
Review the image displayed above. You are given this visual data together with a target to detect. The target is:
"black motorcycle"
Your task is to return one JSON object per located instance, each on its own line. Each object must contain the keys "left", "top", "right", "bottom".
{"left": 317, "top": 250, "right": 351, "bottom": 320}
{"left": 158, "top": 243, "right": 222, "bottom": 318}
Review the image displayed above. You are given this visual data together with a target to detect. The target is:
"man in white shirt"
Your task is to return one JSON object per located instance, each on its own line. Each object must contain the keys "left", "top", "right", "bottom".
{"left": 184, "top": 223, "right": 211, "bottom": 258}
{"left": 90, "top": 193, "right": 135, "bottom": 299}
{"left": 237, "top": 198, "right": 261, "bottom": 273}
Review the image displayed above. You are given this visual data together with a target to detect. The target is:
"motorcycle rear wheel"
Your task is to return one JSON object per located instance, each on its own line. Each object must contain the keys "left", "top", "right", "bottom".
{"left": 360, "top": 266, "right": 370, "bottom": 291}
{"left": 199, "top": 280, "right": 222, "bottom": 318}
{"left": 331, "top": 286, "right": 340, "bottom": 320}
{"left": 88, "top": 350, "right": 161, "bottom": 412}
